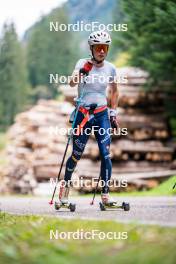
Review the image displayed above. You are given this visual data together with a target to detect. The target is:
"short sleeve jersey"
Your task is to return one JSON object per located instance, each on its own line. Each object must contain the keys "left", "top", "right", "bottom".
{"left": 73, "top": 58, "right": 117, "bottom": 107}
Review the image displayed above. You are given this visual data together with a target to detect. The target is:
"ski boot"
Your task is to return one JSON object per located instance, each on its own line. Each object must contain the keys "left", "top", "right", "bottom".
{"left": 99, "top": 193, "right": 130, "bottom": 211}
{"left": 55, "top": 181, "right": 76, "bottom": 212}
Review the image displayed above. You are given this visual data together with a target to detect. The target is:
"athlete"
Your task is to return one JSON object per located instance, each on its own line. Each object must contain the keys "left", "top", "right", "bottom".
{"left": 57, "top": 31, "right": 119, "bottom": 205}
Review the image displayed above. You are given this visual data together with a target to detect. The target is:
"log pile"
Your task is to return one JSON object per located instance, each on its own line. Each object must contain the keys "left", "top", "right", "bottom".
{"left": 2, "top": 101, "right": 75, "bottom": 193}
{"left": 1, "top": 67, "right": 176, "bottom": 194}
{"left": 60, "top": 66, "right": 175, "bottom": 192}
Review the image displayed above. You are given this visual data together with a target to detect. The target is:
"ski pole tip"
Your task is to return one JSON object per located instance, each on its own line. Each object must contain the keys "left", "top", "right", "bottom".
{"left": 90, "top": 201, "right": 94, "bottom": 205}
{"left": 49, "top": 200, "right": 53, "bottom": 205}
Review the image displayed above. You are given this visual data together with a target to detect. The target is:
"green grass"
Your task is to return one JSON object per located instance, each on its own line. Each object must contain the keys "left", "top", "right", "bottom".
{"left": 0, "top": 213, "right": 176, "bottom": 264}
{"left": 116, "top": 176, "right": 176, "bottom": 197}
{"left": 82, "top": 176, "right": 176, "bottom": 198}
{"left": 145, "top": 176, "right": 176, "bottom": 195}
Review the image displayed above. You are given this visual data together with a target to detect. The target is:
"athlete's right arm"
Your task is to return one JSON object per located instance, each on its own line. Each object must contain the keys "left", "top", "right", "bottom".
{"left": 69, "top": 59, "right": 93, "bottom": 87}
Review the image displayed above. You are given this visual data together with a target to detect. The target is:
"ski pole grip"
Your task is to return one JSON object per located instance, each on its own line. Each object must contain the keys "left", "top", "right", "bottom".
{"left": 79, "top": 61, "right": 93, "bottom": 76}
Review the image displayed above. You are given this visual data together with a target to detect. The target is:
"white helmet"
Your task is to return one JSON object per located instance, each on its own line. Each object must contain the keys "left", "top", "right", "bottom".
{"left": 88, "top": 31, "right": 111, "bottom": 46}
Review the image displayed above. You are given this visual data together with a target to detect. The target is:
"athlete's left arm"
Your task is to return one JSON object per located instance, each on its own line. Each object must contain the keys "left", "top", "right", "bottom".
{"left": 107, "top": 82, "right": 119, "bottom": 129}
{"left": 107, "top": 82, "right": 119, "bottom": 109}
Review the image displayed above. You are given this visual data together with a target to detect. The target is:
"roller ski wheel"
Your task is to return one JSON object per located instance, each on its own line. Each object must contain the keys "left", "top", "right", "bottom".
{"left": 99, "top": 202, "right": 106, "bottom": 211}
{"left": 68, "top": 203, "right": 76, "bottom": 212}
{"left": 122, "top": 202, "right": 130, "bottom": 211}
{"left": 55, "top": 201, "right": 61, "bottom": 210}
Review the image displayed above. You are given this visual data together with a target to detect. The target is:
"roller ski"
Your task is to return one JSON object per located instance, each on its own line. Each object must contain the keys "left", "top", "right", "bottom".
{"left": 55, "top": 181, "right": 76, "bottom": 212}
{"left": 99, "top": 193, "right": 130, "bottom": 211}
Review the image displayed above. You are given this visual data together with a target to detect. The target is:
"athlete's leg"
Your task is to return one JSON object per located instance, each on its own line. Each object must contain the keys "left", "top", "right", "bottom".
{"left": 64, "top": 111, "right": 91, "bottom": 182}
{"left": 94, "top": 110, "right": 112, "bottom": 194}
{"left": 59, "top": 111, "right": 91, "bottom": 203}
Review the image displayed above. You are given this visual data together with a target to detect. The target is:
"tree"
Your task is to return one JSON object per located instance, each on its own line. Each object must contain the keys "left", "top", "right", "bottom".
{"left": 112, "top": 0, "right": 176, "bottom": 88}
{"left": 0, "top": 23, "right": 28, "bottom": 130}
{"left": 26, "top": 7, "right": 78, "bottom": 98}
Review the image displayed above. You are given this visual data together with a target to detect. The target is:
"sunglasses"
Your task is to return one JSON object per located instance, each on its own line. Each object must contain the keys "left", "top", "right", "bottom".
{"left": 94, "top": 44, "right": 109, "bottom": 53}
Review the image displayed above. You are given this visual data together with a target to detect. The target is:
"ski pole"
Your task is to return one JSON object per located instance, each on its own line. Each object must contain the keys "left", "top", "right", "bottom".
{"left": 49, "top": 61, "right": 93, "bottom": 205}
{"left": 49, "top": 138, "right": 70, "bottom": 205}
{"left": 49, "top": 93, "right": 84, "bottom": 205}
{"left": 90, "top": 173, "right": 101, "bottom": 205}
{"left": 173, "top": 182, "right": 176, "bottom": 189}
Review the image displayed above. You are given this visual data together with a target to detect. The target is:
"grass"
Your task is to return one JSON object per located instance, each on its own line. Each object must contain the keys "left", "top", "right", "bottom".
{"left": 116, "top": 175, "right": 176, "bottom": 197}
{"left": 0, "top": 212, "right": 176, "bottom": 264}
{"left": 82, "top": 176, "right": 176, "bottom": 198}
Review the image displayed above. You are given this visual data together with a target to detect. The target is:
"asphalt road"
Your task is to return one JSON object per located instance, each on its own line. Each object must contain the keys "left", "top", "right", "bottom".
{"left": 0, "top": 196, "right": 176, "bottom": 227}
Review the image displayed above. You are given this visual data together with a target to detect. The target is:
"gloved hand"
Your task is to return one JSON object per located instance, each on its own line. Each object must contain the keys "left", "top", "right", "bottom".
{"left": 79, "top": 61, "right": 93, "bottom": 76}
{"left": 109, "top": 109, "right": 119, "bottom": 129}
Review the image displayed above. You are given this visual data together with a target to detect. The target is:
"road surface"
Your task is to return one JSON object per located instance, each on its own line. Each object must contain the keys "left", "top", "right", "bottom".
{"left": 0, "top": 196, "right": 176, "bottom": 227}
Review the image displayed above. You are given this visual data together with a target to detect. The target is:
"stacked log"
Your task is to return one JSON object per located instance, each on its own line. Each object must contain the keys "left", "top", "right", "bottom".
{"left": 3, "top": 101, "right": 74, "bottom": 193}
{"left": 1, "top": 67, "right": 176, "bottom": 194}
{"left": 59, "top": 66, "right": 175, "bottom": 192}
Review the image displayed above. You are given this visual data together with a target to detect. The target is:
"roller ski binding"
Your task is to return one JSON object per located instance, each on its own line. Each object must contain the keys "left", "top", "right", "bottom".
{"left": 55, "top": 181, "right": 76, "bottom": 212}
{"left": 99, "top": 193, "right": 130, "bottom": 211}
